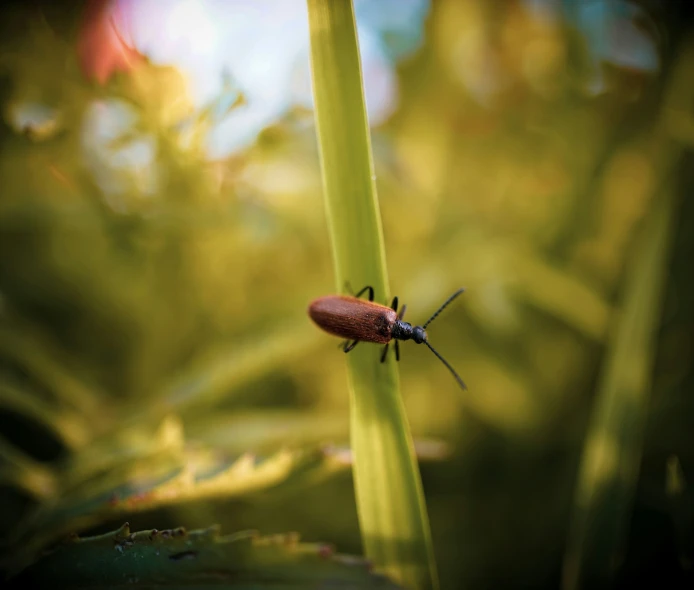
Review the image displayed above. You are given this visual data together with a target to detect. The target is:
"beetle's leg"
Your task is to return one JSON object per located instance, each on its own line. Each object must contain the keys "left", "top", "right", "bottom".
{"left": 344, "top": 281, "right": 353, "bottom": 295}
{"left": 390, "top": 296, "right": 399, "bottom": 312}
{"left": 398, "top": 304, "right": 407, "bottom": 320}
{"left": 354, "top": 285, "right": 374, "bottom": 301}
{"left": 395, "top": 340, "right": 400, "bottom": 361}
{"left": 380, "top": 343, "right": 389, "bottom": 363}
{"left": 344, "top": 340, "right": 359, "bottom": 353}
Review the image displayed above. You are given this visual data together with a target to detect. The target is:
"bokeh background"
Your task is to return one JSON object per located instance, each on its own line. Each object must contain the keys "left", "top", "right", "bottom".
{"left": 0, "top": 0, "right": 692, "bottom": 588}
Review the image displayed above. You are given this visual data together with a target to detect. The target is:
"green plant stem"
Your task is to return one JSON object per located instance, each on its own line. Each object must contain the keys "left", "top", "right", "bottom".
{"left": 305, "top": 1, "right": 438, "bottom": 588}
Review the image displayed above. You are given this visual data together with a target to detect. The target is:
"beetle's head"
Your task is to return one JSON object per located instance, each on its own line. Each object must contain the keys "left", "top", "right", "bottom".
{"left": 412, "top": 326, "right": 427, "bottom": 344}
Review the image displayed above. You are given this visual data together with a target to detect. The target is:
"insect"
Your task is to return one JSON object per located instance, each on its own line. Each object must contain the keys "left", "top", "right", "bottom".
{"left": 308, "top": 285, "right": 467, "bottom": 390}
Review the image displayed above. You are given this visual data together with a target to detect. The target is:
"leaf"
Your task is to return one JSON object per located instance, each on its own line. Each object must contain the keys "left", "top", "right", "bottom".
{"left": 0, "top": 434, "right": 56, "bottom": 500}
{"left": 0, "top": 323, "right": 102, "bottom": 417}
{"left": 561, "top": 180, "right": 677, "bottom": 589}
{"left": 0, "top": 380, "right": 89, "bottom": 451}
{"left": 306, "top": 1, "right": 438, "bottom": 589}
{"left": 665, "top": 455, "right": 692, "bottom": 572}
{"left": 12, "top": 523, "right": 405, "bottom": 589}
{"left": 5, "top": 428, "right": 349, "bottom": 575}
{"left": 135, "top": 319, "right": 319, "bottom": 420}
{"left": 562, "top": 36, "right": 694, "bottom": 590}
{"left": 184, "top": 410, "right": 451, "bottom": 462}
{"left": 508, "top": 247, "right": 611, "bottom": 341}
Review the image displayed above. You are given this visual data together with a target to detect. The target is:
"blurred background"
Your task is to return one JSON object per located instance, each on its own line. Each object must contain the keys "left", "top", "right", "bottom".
{"left": 0, "top": 0, "right": 692, "bottom": 588}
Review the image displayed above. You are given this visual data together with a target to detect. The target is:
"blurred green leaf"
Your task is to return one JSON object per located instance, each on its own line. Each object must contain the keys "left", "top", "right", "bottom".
{"left": 562, "top": 183, "right": 677, "bottom": 590}
{"left": 6, "top": 420, "right": 350, "bottom": 574}
{"left": 510, "top": 247, "right": 610, "bottom": 341}
{"left": 0, "top": 434, "right": 55, "bottom": 499}
{"left": 0, "top": 380, "right": 89, "bottom": 450}
{"left": 139, "top": 320, "right": 319, "bottom": 419}
{"left": 0, "top": 323, "right": 101, "bottom": 416}
{"left": 666, "top": 455, "right": 692, "bottom": 572}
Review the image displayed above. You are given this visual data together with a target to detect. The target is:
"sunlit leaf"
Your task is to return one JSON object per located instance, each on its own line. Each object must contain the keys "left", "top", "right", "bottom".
{"left": 306, "top": 1, "right": 438, "bottom": 588}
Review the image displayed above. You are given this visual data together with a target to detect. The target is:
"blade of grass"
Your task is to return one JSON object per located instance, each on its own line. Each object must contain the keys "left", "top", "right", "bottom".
{"left": 562, "top": 37, "right": 694, "bottom": 590}
{"left": 561, "top": 184, "right": 677, "bottom": 590}
{"left": 305, "top": 1, "right": 438, "bottom": 589}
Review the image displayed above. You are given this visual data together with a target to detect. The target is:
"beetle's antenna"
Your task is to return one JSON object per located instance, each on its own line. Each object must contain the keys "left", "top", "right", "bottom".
{"left": 424, "top": 341, "right": 467, "bottom": 390}
{"left": 423, "top": 288, "right": 466, "bottom": 328}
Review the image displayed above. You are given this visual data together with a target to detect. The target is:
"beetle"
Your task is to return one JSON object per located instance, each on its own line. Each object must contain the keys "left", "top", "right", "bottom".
{"left": 308, "top": 285, "right": 467, "bottom": 390}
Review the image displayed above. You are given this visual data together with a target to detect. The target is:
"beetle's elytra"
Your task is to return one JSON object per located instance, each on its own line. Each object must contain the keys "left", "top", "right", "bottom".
{"left": 308, "top": 295, "right": 396, "bottom": 344}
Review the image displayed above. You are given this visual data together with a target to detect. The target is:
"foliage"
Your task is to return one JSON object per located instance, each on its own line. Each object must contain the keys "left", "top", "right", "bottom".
{"left": 0, "top": 1, "right": 692, "bottom": 589}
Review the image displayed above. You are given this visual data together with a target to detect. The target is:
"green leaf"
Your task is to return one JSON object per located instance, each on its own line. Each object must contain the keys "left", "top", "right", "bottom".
{"left": 143, "top": 320, "right": 319, "bottom": 417}
{"left": 508, "top": 247, "right": 611, "bottom": 341}
{"left": 0, "top": 379, "right": 89, "bottom": 450}
{"left": 6, "top": 431, "right": 348, "bottom": 575}
{"left": 12, "top": 523, "right": 405, "bottom": 589}
{"left": 665, "top": 455, "right": 692, "bottom": 571}
{"left": 0, "top": 434, "right": 56, "bottom": 500}
{"left": 0, "top": 323, "right": 101, "bottom": 417}
{"left": 561, "top": 182, "right": 677, "bottom": 589}
{"left": 306, "top": 1, "right": 438, "bottom": 588}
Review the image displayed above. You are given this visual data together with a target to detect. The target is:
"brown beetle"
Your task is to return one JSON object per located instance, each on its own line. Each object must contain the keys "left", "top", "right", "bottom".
{"left": 308, "top": 285, "right": 467, "bottom": 390}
